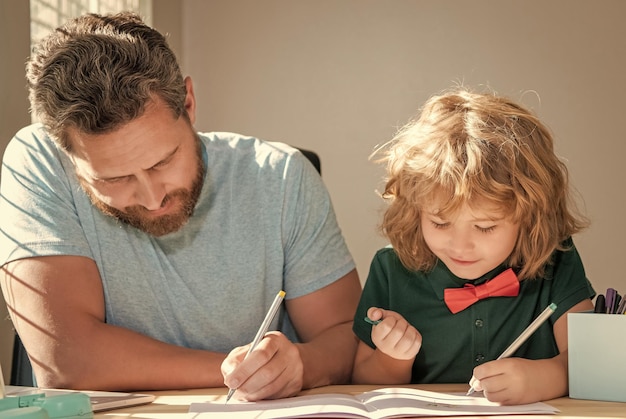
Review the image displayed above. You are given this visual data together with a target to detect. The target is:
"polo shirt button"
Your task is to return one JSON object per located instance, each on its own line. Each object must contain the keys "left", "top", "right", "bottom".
{"left": 475, "top": 354, "right": 485, "bottom": 362}
{"left": 475, "top": 319, "right": 484, "bottom": 328}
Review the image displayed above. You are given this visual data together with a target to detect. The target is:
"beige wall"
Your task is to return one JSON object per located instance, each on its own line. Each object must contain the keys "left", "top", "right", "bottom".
{"left": 181, "top": 0, "right": 626, "bottom": 295}
{"left": 2, "top": 0, "right": 626, "bottom": 385}
{"left": 152, "top": 0, "right": 183, "bottom": 64}
{"left": 0, "top": 0, "right": 30, "bottom": 385}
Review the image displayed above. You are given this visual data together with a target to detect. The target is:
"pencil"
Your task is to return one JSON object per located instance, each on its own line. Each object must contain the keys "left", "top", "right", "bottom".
{"left": 466, "top": 302, "right": 557, "bottom": 396}
{"left": 225, "top": 290, "right": 286, "bottom": 403}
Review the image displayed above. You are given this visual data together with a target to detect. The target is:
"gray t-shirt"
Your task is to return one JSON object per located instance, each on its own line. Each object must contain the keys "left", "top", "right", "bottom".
{"left": 0, "top": 124, "right": 355, "bottom": 352}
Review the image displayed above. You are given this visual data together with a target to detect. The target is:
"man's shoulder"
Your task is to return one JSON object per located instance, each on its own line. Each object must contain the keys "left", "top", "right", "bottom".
{"left": 199, "top": 131, "right": 295, "bottom": 153}
{"left": 198, "top": 131, "right": 304, "bottom": 172}
{"left": 4, "top": 123, "right": 62, "bottom": 165}
{"left": 8, "top": 123, "right": 54, "bottom": 148}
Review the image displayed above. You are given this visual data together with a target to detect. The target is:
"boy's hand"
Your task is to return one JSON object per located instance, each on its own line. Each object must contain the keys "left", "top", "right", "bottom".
{"left": 472, "top": 358, "right": 546, "bottom": 405}
{"left": 366, "top": 307, "right": 422, "bottom": 360}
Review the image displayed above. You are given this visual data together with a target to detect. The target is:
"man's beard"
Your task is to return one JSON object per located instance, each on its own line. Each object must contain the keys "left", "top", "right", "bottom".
{"left": 79, "top": 144, "right": 206, "bottom": 237}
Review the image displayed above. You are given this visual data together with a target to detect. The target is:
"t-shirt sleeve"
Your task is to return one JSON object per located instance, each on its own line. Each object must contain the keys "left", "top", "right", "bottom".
{"left": 549, "top": 239, "right": 596, "bottom": 321}
{"left": 280, "top": 149, "right": 356, "bottom": 299}
{"left": 0, "top": 125, "right": 93, "bottom": 267}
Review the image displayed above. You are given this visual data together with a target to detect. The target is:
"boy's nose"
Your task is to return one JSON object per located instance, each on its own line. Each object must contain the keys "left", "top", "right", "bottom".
{"left": 449, "top": 229, "right": 474, "bottom": 253}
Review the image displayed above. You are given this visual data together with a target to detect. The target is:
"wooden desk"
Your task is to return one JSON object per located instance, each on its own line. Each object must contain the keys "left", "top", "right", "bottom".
{"left": 96, "top": 384, "right": 626, "bottom": 418}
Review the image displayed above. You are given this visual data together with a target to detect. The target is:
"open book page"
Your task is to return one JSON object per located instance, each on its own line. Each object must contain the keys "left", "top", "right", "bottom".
{"left": 188, "top": 387, "right": 558, "bottom": 419}
{"left": 357, "top": 387, "right": 558, "bottom": 417}
{"left": 190, "top": 392, "right": 369, "bottom": 418}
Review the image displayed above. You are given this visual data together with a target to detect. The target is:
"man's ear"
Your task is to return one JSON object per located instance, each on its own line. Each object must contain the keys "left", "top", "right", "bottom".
{"left": 183, "top": 76, "right": 196, "bottom": 125}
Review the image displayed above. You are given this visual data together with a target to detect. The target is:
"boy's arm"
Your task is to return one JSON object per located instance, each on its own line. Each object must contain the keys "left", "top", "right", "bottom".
{"left": 352, "top": 309, "right": 421, "bottom": 385}
{"left": 474, "top": 299, "right": 594, "bottom": 405}
{"left": 352, "top": 340, "right": 414, "bottom": 384}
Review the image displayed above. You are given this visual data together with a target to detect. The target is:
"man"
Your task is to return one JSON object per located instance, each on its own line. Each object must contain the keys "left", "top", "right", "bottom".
{"left": 0, "top": 12, "right": 361, "bottom": 401}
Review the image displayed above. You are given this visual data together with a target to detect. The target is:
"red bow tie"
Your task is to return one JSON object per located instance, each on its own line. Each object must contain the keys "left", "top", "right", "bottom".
{"left": 443, "top": 268, "right": 519, "bottom": 314}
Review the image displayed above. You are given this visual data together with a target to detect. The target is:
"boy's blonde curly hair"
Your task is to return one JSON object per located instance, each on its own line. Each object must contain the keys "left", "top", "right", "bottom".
{"left": 377, "top": 88, "right": 588, "bottom": 280}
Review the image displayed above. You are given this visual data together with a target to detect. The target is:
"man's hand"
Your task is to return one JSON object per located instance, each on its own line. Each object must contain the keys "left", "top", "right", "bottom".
{"left": 223, "top": 270, "right": 361, "bottom": 400}
{"left": 221, "top": 331, "right": 304, "bottom": 401}
{"left": 367, "top": 307, "right": 422, "bottom": 361}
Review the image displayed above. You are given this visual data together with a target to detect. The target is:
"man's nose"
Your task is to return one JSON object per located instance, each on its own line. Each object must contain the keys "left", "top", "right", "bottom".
{"left": 134, "top": 173, "right": 166, "bottom": 211}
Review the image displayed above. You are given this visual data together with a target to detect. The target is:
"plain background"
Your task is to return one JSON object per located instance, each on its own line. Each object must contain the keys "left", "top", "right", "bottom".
{"left": 2, "top": 0, "right": 626, "bottom": 383}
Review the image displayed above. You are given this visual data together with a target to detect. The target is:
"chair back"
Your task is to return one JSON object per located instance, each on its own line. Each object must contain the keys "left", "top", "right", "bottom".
{"left": 11, "top": 333, "right": 34, "bottom": 386}
{"left": 296, "top": 148, "right": 321, "bottom": 175}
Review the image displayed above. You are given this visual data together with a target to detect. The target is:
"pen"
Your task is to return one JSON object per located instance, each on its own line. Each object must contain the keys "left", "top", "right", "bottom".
{"left": 612, "top": 293, "right": 622, "bottom": 314}
{"left": 605, "top": 288, "right": 616, "bottom": 314}
{"left": 225, "top": 290, "right": 286, "bottom": 403}
{"left": 593, "top": 294, "right": 606, "bottom": 313}
{"left": 466, "top": 302, "right": 557, "bottom": 396}
{"left": 616, "top": 298, "right": 626, "bottom": 315}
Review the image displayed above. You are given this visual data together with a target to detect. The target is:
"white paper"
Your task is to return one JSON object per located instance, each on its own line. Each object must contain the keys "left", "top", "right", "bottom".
{"left": 188, "top": 387, "right": 559, "bottom": 419}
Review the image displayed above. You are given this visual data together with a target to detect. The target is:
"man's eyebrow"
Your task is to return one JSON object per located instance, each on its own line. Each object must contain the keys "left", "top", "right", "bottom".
{"left": 92, "top": 173, "right": 129, "bottom": 182}
{"left": 149, "top": 146, "right": 179, "bottom": 168}
{"left": 91, "top": 146, "right": 180, "bottom": 182}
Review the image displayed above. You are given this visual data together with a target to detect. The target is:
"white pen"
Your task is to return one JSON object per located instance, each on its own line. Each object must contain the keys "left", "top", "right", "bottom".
{"left": 225, "top": 290, "right": 286, "bottom": 403}
{"left": 466, "top": 302, "right": 557, "bottom": 396}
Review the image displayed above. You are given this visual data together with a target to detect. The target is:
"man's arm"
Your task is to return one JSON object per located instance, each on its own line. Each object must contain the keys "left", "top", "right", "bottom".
{"left": 291, "top": 268, "right": 362, "bottom": 388}
{"left": 221, "top": 268, "right": 361, "bottom": 400}
{"left": 1, "top": 255, "right": 228, "bottom": 391}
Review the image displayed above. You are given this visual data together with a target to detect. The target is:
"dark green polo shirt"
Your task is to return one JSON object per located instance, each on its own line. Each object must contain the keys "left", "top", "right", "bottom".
{"left": 353, "top": 239, "right": 595, "bottom": 384}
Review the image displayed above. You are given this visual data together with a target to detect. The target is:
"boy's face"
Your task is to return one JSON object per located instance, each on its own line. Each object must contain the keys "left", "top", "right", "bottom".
{"left": 421, "top": 200, "right": 520, "bottom": 280}
{"left": 69, "top": 95, "right": 204, "bottom": 237}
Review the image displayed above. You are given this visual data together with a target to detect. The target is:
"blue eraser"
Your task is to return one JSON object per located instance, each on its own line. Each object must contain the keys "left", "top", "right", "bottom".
{"left": 36, "top": 393, "right": 93, "bottom": 419}
{"left": 0, "top": 406, "right": 49, "bottom": 418}
{"left": 0, "top": 393, "right": 92, "bottom": 419}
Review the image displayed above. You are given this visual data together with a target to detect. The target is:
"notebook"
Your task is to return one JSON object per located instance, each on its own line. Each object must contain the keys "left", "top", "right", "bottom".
{"left": 5, "top": 385, "right": 156, "bottom": 412}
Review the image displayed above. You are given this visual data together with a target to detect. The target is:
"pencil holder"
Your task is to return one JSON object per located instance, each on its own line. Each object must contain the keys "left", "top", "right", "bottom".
{"left": 568, "top": 312, "right": 626, "bottom": 403}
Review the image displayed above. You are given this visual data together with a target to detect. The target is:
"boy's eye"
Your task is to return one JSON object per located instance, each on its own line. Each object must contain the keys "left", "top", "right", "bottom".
{"left": 476, "top": 225, "right": 496, "bottom": 233}
{"left": 430, "top": 221, "right": 449, "bottom": 229}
